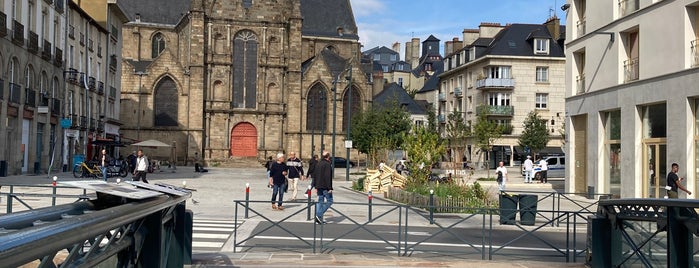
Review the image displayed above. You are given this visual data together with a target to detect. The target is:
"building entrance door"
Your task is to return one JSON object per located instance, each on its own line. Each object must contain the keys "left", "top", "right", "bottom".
{"left": 644, "top": 142, "right": 667, "bottom": 198}
{"left": 230, "top": 122, "right": 258, "bottom": 157}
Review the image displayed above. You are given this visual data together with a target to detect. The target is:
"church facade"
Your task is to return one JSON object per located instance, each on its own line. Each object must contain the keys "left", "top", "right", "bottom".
{"left": 118, "top": 0, "right": 374, "bottom": 164}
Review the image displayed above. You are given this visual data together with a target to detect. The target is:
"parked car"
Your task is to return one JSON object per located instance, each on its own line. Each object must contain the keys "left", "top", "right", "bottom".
{"left": 332, "top": 157, "right": 356, "bottom": 168}
{"left": 521, "top": 155, "right": 566, "bottom": 179}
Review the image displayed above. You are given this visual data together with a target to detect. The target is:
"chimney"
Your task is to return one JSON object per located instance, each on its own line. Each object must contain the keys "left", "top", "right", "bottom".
{"left": 545, "top": 16, "right": 561, "bottom": 40}
{"left": 445, "top": 40, "right": 454, "bottom": 55}
{"left": 479, "top": 22, "right": 505, "bottom": 38}
{"left": 392, "top": 42, "right": 401, "bottom": 58}
{"left": 462, "top": 29, "right": 479, "bottom": 45}
{"left": 452, "top": 37, "right": 463, "bottom": 52}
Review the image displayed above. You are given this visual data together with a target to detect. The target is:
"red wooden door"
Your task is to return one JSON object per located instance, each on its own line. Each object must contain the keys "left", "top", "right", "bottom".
{"left": 230, "top": 122, "right": 258, "bottom": 157}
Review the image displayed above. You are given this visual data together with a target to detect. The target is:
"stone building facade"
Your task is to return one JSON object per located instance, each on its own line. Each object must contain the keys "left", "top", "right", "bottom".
{"left": 118, "top": 0, "right": 372, "bottom": 164}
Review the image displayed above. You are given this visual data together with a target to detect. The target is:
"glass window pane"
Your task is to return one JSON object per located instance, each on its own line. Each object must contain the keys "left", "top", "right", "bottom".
{"left": 606, "top": 110, "right": 621, "bottom": 140}
{"left": 642, "top": 103, "right": 667, "bottom": 138}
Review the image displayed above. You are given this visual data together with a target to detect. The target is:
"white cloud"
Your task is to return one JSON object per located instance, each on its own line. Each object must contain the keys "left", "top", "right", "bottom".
{"left": 350, "top": 0, "right": 386, "bottom": 17}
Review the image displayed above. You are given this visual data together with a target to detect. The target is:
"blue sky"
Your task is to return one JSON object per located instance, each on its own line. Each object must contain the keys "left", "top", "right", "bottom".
{"left": 350, "top": 0, "right": 565, "bottom": 56}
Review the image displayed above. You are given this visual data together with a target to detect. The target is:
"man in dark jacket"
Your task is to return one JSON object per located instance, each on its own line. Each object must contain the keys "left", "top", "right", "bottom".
{"left": 314, "top": 151, "right": 333, "bottom": 224}
{"left": 268, "top": 153, "right": 288, "bottom": 210}
{"left": 286, "top": 152, "right": 305, "bottom": 201}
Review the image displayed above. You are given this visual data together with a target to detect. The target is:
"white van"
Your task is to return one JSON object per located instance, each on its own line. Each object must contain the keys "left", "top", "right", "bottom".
{"left": 521, "top": 155, "right": 565, "bottom": 179}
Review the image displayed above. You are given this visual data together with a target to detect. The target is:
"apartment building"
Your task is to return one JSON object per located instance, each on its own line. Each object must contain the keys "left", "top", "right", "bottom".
{"left": 362, "top": 46, "right": 412, "bottom": 90}
{"left": 439, "top": 20, "right": 566, "bottom": 169}
{"left": 565, "top": 0, "right": 699, "bottom": 198}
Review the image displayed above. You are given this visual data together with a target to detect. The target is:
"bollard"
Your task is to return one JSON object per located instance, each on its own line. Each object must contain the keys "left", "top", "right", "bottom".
{"left": 245, "top": 183, "right": 250, "bottom": 219}
{"left": 7, "top": 185, "right": 14, "bottom": 213}
{"left": 306, "top": 185, "right": 312, "bottom": 221}
{"left": 52, "top": 176, "right": 58, "bottom": 207}
{"left": 368, "top": 191, "right": 373, "bottom": 222}
{"left": 429, "top": 189, "right": 435, "bottom": 224}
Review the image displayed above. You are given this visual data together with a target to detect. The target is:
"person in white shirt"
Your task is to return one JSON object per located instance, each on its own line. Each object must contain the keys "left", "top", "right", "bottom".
{"left": 539, "top": 158, "right": 548, "bottom": 183}
{"left": 133, "top": 149, "right": 149, "bottom": 183}
{"left": 523, "top": 155, "right": 534, "bottom": 183}
{"left": 496, "top": 161, "right": 508, "bottom": 191}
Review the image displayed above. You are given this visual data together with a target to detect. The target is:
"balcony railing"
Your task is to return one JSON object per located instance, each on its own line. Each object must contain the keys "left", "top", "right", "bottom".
{"left": 90, "top": 118, "right": 97, "bottom": 130}
{"left": 476, "top": 105, "right": 514, "bottom": 117}
{"left": 576, "top": 19, "right": 586, "bottom": 36}
{"left": 98, "top": 121, "right": 105, "bottom": 132}
{"left": 0, "top": 79, "right": 4, "bottom": 100}
{"left": 9, "top": 83, "right": 21, "bottom": 104}
{"left": 98, "top": 82, "right": 104, "bottom": 95}
{"left": 42, "top": 40, "right": 52, "bottom": 60}
{"left": 67, "top": 68, "right": 78, "bottom": 83}
{"left": 619, "top": 0, "right": 639, "bottom": 17}
{"left": 79, "top": 73, "right": 87, "bottom": 87}
{"left": 576, "top": 74, "right": 586, "bottom": 94}
{"left": 24, "top": 88, "right": 36, "bottom": 107}
{"left": 692, "top": 39, "right": 699, "bottom": 67}
{"left": 68, "top": 25, "right": 74, "bottom": 39}
{"left": 109, "top": 55, "right": 117, "bottom": 71}
{"left": 54, "top": 47, "right": 63, "bottom": 67}
{"left": 97, "top": 45, "right": 102, "bottom": 57}
{"left": 476, "top": 78, "right": 515, "bottom": 89}
{"left": 438, "top": 93, "right": 446, "bottom": 101}
{"left": 12, "top": 20, "right": 24, "bottom": 45}
{"left": 109, "top": 86, "right": 117, "bottom": 99}
{"left": 0, "top": 12, "right": 7, "bottom": 37}
{"left": 79, "top": 33, "right": 85, "bottom": 46}
{"left": 79, "top": 116, "right": 88, "bottom": 129}
{"left": 28, "top": 31, "right": 39, "bottom": 53}
{"left": 71, "top": 114, "right": 79, "bottom": 128}
{"left": 454, "top": 87, "right": 463, "bottom": 97}
{"left": 88, "top": 77, "right": 96, "bottom": 90}
{"left": 39, "top": 94, "right": 49, "bottom": 106}
{"left": 624, "top": 57, "right": 639, "bottom": 82}
{"left": 51, "top": 98, "right": 61, "bottom": 116}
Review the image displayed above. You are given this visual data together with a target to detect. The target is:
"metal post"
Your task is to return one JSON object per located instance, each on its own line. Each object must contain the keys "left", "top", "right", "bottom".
{"left": 345, "top": 65, "right": 352, "bottom": 182}
{"left": 331, "top": 76, "right": 338, "bottom": 175}
{"left": 134, "top": 71, "right": 147, "bottom": 140}
{"left": 244, "top": 183, "right": 249, "bottom": 219}
{"left": 310, "top": 101, "right": 315, "bottom": 156}
{"left": 306, "top": 185, "right": 312, "bottom": 221}
{"left": 52, "top": 176, "right": 57, "bottom": 207}
{"left": 320, "top": 94, "right": 325, "bottom": 152}
{"left": 7, "top": 186, "right": 13, "bottom": 214}
{"left": 368, "top": 190, "right": 373, "bottom": 222}
{"left": 429, "top": 189, "right": 434, "bottom": 224}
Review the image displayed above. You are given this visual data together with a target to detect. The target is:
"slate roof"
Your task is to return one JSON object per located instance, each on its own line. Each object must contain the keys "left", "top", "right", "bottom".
{"left": 126, "top": 60, "right": 153, "bottom": 73}
{"left": 118, "top": 0, "right": 190, "bottom": 25}
{"left": 374, "top": 83, "right": 426, "bottom": 115}
{"left": 416, "top": 72, "right": 441, "bottom": 93}
{"left": 362, "top": 46, "right": 399, "bottom": 57}
{"left": 301, "top": 0, "right": 358, "bottom": 40}
{"left": 481, "top": 24, "right": 566, "bottom": 57}
{"left": 321, "top": 49, "right": 350, "bottom": 78}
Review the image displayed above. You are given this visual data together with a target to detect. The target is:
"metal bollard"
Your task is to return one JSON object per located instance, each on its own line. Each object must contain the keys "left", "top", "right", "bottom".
{"left": 429, "top": 189, "right": 434, "bottom": 224}
{"left": 306, "top": 185, "right": 312, "bottom": 221}
{"left": 52, "top": 176, "right": 58, "bottom": 207}
{"left": 368, "top": 191, "right": 373, "bottom": 222}
{"left": 7, "top": 185, "right": 14, "bottom": 214}
{"left": 245, "top": 183, "right": 250, "bottom": 219}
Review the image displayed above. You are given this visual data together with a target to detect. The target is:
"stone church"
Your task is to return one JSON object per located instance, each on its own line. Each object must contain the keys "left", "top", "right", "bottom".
{"left": 117, "top": 0, "right": 375, "bottom": 164}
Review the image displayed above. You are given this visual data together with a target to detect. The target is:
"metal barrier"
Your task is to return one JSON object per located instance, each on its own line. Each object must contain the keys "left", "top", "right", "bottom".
{"left": 0, "top": 185, "right": 192, "bottom": 267}
{"left": 593, "top": 198, "right": 699, "bottom": 268}
{"left": 1, "top": 184, "right": 90, "bottom": 213}
{"left": 233, "top": 199, "right": 592, "bottom": 263}
{"left": 500, "top": 189, "right": 611, "bottom": 227}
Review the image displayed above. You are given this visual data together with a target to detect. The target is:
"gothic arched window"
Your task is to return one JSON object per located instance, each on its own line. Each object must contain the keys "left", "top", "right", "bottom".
{"left": 342, "top": 86, "right": 361, "bottom": 131}
{"left": 232, "top": 30, "right": 258, "bottom": 109}
{"left": 153, "top": 77, "right": 178, "bottom": 126}
{"left": 151, "top": 33, "right": 166, "bottom": 58}
{"left": 306, "top": 83, "right": 328, "bottom": 132}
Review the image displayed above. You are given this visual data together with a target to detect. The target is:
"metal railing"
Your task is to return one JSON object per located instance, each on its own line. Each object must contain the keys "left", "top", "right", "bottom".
{"left": 619, "top": 0, "right": 639, "bottom": 17}
{"left": 476, "top": 78, "right": 515, "bottom": 89}
{"left": 2, "top": 184, "right": 90, "bottom": 213}
{"left": 576, "top": 74, "right": 586, "bottom": 94}
{"left": 624, "top": 57, "right": 639, "bottom": 82}
{"left": 576, "top": 19, "right": 586, "bottom": 36}
{"left": 691, "top": 39, "right": 699, "bottom": 67}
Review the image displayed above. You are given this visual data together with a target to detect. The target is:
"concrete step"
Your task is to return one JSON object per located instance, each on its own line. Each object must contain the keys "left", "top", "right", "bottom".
{"left": 210, "top": 157, "right": 263, "bottom": 169}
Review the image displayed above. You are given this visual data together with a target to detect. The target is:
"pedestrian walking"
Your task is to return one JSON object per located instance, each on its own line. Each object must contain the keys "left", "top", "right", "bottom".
{"left": 99, "top": 149, "right": 112, "bottom": 182}
{"left": 314, "top": 151, "right": 333, "bottom": 224}
{"left": 496, "top": 161, "right": 508, "bottom": 191}
{"left": 539, "top": 157, "right": 548, "bottom": 183}
{"left": 286, "top": 152, "right": 305, "bottom": 201}
{"left": 666, "top": 163, "right": 692, "bottom": 198}
{"left": 523, "top": 155, "right": 533, "bottom": 183}
{"left": 269, "top": 153, "right": 288, "bottom": 210}
{"left": 133, "top": 149, "right": 149, "bottom": 183}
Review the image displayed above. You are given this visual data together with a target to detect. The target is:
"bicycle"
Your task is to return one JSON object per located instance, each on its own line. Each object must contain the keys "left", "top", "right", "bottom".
{"left": 73, "top": 161, "right": 103, "bottom": 179}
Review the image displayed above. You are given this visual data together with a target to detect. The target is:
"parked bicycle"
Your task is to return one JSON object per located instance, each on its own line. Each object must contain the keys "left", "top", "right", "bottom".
{"left": 72, "top": 160, "right": 128, "bottom": 179}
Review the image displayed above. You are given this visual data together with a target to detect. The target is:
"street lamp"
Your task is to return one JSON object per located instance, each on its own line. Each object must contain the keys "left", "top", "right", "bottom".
{"left": 310, "top": 101, "right": 315, "bottom": 156}
{"left": 133, "top": 71, "right": 147, "bottom": 140}
{"left": 332, "top": 65, "right": 352, "bottom": 179}
{"left": 345, "top": 66, "right": 352, "bottom": 182}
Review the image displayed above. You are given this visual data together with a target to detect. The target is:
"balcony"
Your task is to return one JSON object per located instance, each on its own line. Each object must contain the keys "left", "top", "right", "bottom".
{"left": 454, "top": 87, "right": 463, "bottom": 97}
{"left": 9, "top": 83, "right": 21, "bottom": 104}
{"left": 55, "top": 0, "right": 64, "bottom": 13}
{"left": 98, "top": 121, "right": 105, "bottom": 132}
{"left": 0, "top": 12, "right": 6, "bottom": 37}
{"left": 438, "top": 93, "right": 446, "bottom": 101}
{"left": 88, "top": 39, "right": 94, "bottom": 51}
{"left": 692, "top": 39, "right": 699, "bottom": 67}
{"left": 109, "top": 55, "right": 117, "bottom": 71}
{"left": 79, "top": 116, "right": 88, "bottom": 129}
{"left": 88, "top": 77, "right": 96, "bottom": 90}
{"left": 476, "top": 78, "right": 515, "bottom": 90}
{"left": 39, "top": 94, "right": 49, "bottom": 106}
{"left": 51, "top": 98, "right": 61, "bottom": 116}
{"left": 24, "top": 88, "right": 36, "bottom": 107}
{"left": 54, "top": 47, "right": 63, "bottom": 67}
{"left": 98, "top": 82, "right": 105, "bottom": 95}
{"left": 90, "top": 118, "right": 97, "bottom": 131}
{"left": 111, "top": 25, "right": 119, "bottom": 42}
{"left": 619, "top": 0, "right": 639, "bottom": 17}
{"left": 71, "top": 114, "right": 79, "bottom": 128}
{"left": 97, "top": 45, "right": 102, "bottom": 57}
{"left": 624, "top": 57, "right": 639, "bottom": 82}
{"left": 42, "top": 40, "right": 52, "bottom": 60}
{"left": 67, "top": 68, "right": 78, "bottom": 83}
{"left": 79, "top": 73, "right": 87, "bottom": 87}
{"left": 477, "top": 105, "right": 514, "bottom": 117}
{"left": 79, "top": 33, "right": 85, "bottom": 46}
{"left": 12, "top": 20, "right": 24, "bottom": 45}
{"left": 109, "top": 86, "right": 117, "bottom": 99}
{"left": 28, "top": 31, "right": 39, "bottom": 53}
{"left": 576, "top": 19, "right": 586, "bottom": 36}
{"left": 438, "top": 114, "right": 446, "bottom": 123}
{"left": 576, "top": 74, "right": 586, "bottom": 94}
{"left": 68, "top": 25, "right": 74, "bottom": 39}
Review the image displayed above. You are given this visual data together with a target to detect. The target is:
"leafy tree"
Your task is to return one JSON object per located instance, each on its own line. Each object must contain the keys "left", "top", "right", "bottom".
{"left": 351, "top": 99, "right": 411, "bottom": 167}
{"left": 426, "top": 104, "right": 438, "bottom": 133}
{"left": 445, "top": 109, "right": 470, "bottom": 169}
{"left": 518, "top": 110, "right": 550, "bottom": 158}
{"left": 472, "top": 109, "right": 503, "bottom": 178}
{"left": 402, "top": 125, "right": 446, "bottom": 185}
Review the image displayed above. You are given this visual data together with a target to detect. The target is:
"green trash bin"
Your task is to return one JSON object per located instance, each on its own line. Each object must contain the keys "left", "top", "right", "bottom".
{"left": 499, "top": 194, "right": 518, "bottom": 224}
{"left": 519, "top": 194, "right": 538, "bottom": 225}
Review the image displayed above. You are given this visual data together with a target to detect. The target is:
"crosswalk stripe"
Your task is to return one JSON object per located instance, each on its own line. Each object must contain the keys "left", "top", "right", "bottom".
{"left": 193, "top": 233, "right": 231, "bottom": 239}
{"left": 193, "top": 227, "right": 235, "bottom": 232}
{"left": 191, "top": 218, "right": 238, "bottom": 252}
{"left": 193, "top": 223, "right": 237, "bottom": 228}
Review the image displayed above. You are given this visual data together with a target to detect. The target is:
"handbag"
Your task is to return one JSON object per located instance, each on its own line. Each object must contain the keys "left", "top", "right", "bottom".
{"left": 283, "top": 178, "right": 289, "bottom": 193}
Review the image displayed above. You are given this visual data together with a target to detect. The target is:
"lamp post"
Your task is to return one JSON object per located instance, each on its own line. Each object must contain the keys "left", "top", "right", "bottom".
{"left": 320, "top": 93, "right": 325, "bottom": 153}
{"left": 310, "top": 101, "right": 315, "bottom": 156}
{"left": 345, "top": 65, "right": 352, "bottom": 182}
{"left": 133, "top": 71, "right": 147, "bottom": 140}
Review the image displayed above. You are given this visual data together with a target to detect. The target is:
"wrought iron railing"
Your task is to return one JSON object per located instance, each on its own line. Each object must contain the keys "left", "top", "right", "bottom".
{"left": 42, "top": 39, "right": 52, "bottom": 60}
{"left": 0, "top": 12, "right": 6, "bottom": 37}
{"left": 54, "top": 47, "right": 63, "bottom": 67}
{"left": 28, "top": 31, "right": 39, "bottom": 53}
{"left": 576, "top": 19, "right": 586, "bottom": 36}
{"left": 51, "top": 98, "right": 61, "bottom": 115}
{"left": 24, "top": 88, "right": 36, "bottom": 107}
{"left": 9, "top": 83, "right": 21, "bottom": 104}
{"left": 691, "top": 39, "right": 699, "bottom": 67}
{"left": 624, "top": 57, "right": 639, "bottom": 82}
{"left": 12, "top": 20, "right": 24, "bottom": 45}
{"left": 576, "top": 74, "right": 586, "bottom": 94}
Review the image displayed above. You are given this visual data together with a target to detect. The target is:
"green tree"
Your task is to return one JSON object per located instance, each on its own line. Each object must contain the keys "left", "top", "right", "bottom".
{"left": 426, "top": 104, "right": 438, "bottom": 133}
{"left": 472, "top": 109, "right": 503, "bottom": 178}
{"left": 351, "top": 99, "right": 411, "bottom": 167}
{"left": 518, "top": 110, "right": 550, "bottom": 158}
{"left": 402, "top": 125, "right": 446, "bottom": 184}
{"left": 445, "top": 109, "right": 470, "bottom": 169}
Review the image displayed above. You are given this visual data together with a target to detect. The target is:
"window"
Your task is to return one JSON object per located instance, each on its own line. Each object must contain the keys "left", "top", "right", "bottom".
{"left": 342, "top": 86, "right": 361, "bottom": 131}
{"left": 381, "top": 65, "right": 389, "bottom": 73}
{"left": 373, "top": 54, "right": 380, "bottom": 61}
{"left": 487, "top": 93, "right": 510, "bottom": 106}
{"left": 605, "top": 110, "right": 621, "bottom": 198}
{"left": 536, "top": 67, "right": 549, "bottom": 82}
{"left": 306, "top": 83, "right": 328, "bottom": 131}
{"left": 151, "top": 33, "right": 166, "bottom": 58}
{"left": 535, "top": 93, "right": 548, "bottom": 109}
{"left": 534, "top": 38, "right": 549, "bottom": 54}
{"left": 486, "top": 66, "right": 511, "bottom": 79}
{"left": 398, "top": 77, "right": 403, "bottom": 86}
{"left": 232, "top": 30, "right": 258, "bottom": 109}
{"left": 390, "top": 54, "right": 397, "bottom": 61}
{"left": 154, "top": 77, "right": 178, "bottom": 126}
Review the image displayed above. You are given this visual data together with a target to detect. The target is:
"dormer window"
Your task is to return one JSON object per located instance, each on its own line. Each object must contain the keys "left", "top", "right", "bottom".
{"left": 534, "top": 38, "right": 550, "bottom": 54}
{"left": 373, "top": 54, "right": 380, "bottom": 61}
